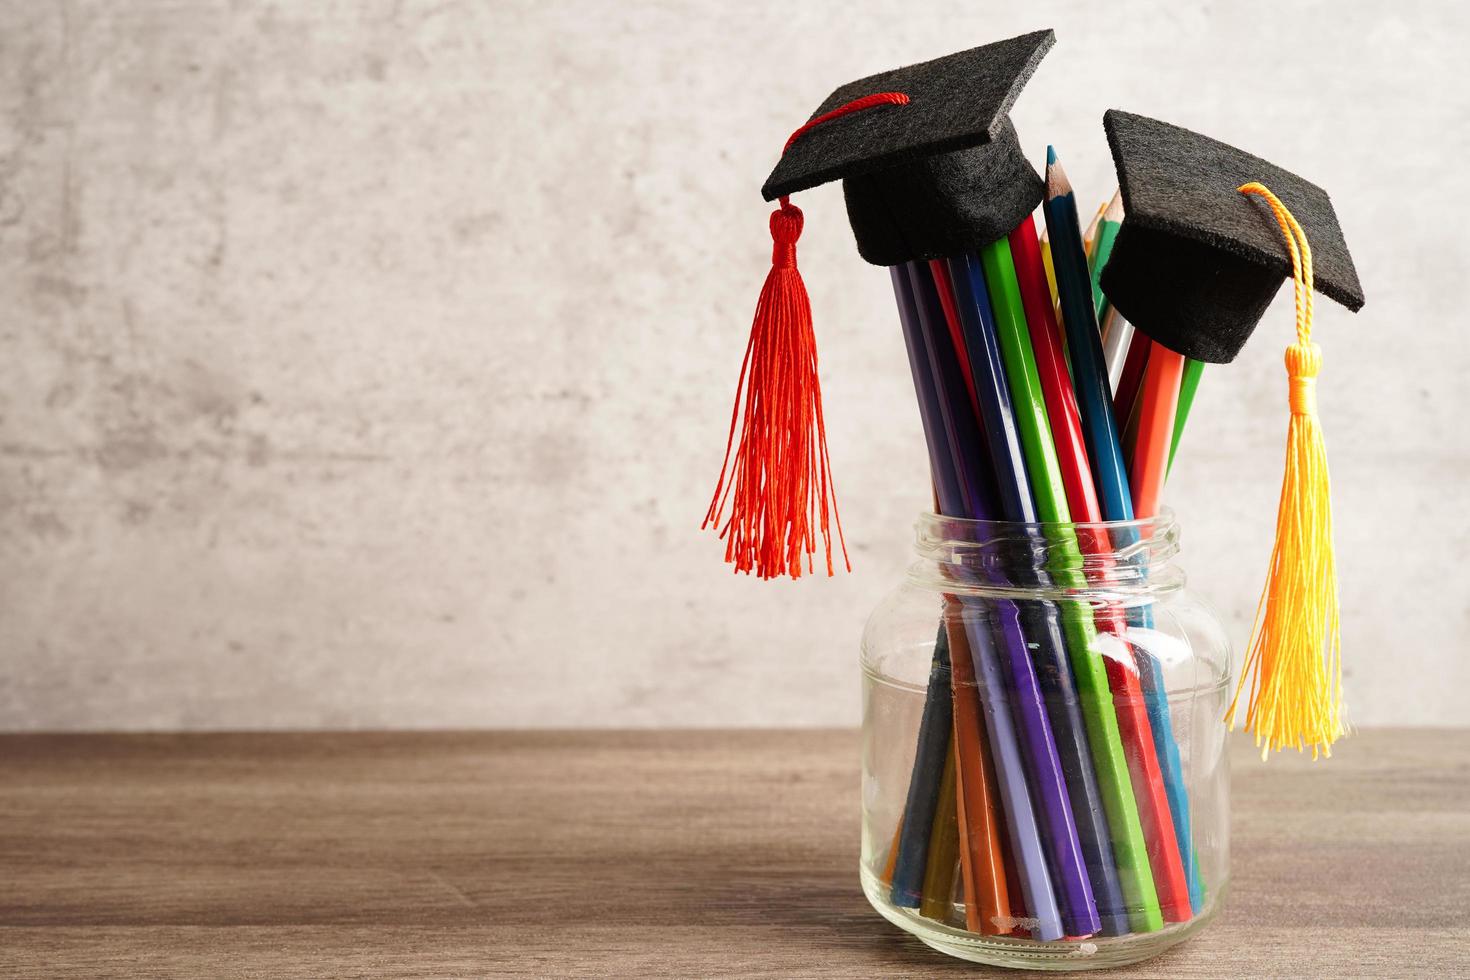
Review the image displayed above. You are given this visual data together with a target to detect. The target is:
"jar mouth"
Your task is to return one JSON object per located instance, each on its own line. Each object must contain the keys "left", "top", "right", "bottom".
{"left": 915, "top": 508, "right": 1178, "bottom": 539}
{"left": 911, "top": 510, "right": 1182, "bottom": 595}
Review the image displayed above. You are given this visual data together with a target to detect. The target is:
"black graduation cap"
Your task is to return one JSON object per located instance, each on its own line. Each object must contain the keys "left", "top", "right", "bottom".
{"left": 1098, "top": 110, "right": 1365, "bottom": 364}
{"left": 762, "top": 29, "right": 1055, "bottom": 266}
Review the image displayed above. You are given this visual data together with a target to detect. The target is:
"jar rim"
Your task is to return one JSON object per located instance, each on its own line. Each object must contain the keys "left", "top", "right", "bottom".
{"left": 910, "top": 508, "right": 1182, "bottom": 592}
{"left": 915, "top": 507, "right": 1177, "bottom": 538}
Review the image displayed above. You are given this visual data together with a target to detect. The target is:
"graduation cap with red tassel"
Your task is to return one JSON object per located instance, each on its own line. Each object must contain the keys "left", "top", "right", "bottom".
{"left": 702, "top": 30, "right": 1056, "bottom": 579}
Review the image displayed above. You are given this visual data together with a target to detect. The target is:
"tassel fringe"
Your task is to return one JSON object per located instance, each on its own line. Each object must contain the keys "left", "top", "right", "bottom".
{"left": 703, "top": 200, "right": 848, "bottom": 579}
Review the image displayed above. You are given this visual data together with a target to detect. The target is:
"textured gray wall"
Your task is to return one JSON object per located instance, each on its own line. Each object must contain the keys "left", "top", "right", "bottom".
{"left": 2, "top": 0, "right": 1466, "bottom": 730}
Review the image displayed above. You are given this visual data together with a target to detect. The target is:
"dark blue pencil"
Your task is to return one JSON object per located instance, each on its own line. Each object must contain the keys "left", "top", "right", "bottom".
{"left": 890, "top": 624, "right": 955, "bottom": 909}
{"left": 1045, "top": 147, "right": 1201, "bottom": 914}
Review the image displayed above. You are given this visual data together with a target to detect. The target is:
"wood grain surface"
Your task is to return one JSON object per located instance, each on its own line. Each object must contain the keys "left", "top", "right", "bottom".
{"left": 1, "top": 730, "right": 1467, "bottom": 978}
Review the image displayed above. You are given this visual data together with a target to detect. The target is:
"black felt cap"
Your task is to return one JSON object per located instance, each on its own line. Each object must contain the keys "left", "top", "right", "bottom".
{"left": 1099, "top": 110, "right": 1365, "bottom": 364}
{"left": 761, "top": 30, "right": 1054, "bottom": 267}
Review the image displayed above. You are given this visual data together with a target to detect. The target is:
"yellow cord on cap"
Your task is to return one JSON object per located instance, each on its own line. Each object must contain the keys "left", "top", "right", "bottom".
{"left": 1225, "top": 182, "right": 1344, "bottom": 760}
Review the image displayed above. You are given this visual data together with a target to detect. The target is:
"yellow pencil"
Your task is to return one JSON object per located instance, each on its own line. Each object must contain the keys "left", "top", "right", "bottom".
{"left": 1039, "top": 226, "right": 1060, "bottom": 309}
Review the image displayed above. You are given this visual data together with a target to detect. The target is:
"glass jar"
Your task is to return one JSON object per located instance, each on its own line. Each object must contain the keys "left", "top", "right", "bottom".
{"left": 860, "top": 512, "right": 1231, "bottom": 970}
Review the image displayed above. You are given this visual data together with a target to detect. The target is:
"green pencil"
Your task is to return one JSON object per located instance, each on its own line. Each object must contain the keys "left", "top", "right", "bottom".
{"left": 1166, "top": 358, "right": 1206, "bottom": 475}
{"left": 1090, "top": 190, "right": 1124, "bottom": 321}
{"left": 978, "top": 236, "right": 1164, "bottom": 933}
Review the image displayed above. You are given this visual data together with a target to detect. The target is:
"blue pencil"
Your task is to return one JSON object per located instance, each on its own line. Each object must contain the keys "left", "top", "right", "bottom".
{"left": 1044, "top": 147, "right": 1201, "bottom": 914}
{"left": 946, "top": 253, "right": 1130, "bottom": 937}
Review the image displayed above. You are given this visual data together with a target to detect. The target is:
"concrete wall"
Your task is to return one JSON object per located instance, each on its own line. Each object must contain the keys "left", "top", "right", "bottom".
{"left": 2, "top": 0, "right": 1466, "bottom": 729}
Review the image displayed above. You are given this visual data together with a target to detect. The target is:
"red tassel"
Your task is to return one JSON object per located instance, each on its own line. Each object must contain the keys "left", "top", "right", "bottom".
{"left": 704, "top": 198, "right": 849, "bottom": 579}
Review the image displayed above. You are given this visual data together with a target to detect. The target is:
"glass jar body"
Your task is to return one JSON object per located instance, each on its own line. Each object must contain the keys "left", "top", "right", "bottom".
{"left": 860, "top": 514, "right": 1231, "bottom": 970}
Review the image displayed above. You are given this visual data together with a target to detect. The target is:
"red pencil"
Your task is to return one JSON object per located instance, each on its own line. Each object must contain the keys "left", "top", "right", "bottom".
{"left": 1113, "top": 330, "right": 1151, "bottom": 426}
{"left": 929, "top": 259, "right": 981, "bottom": 418}
{"left": 1008, "top": 216, "right": 1193, "bottom": 922}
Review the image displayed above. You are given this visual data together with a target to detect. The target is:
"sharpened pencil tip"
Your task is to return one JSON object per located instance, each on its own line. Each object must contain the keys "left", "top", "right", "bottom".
{"left": 1104, "top": 188, "right": 1124, "bottom": 222}
{"left": 1045, "top": 151, "right": 1072, "bottom": 200}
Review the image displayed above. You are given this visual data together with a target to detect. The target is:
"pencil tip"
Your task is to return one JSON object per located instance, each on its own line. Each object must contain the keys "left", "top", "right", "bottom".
{"left": 1105, "top": 188, "right": 1124, "bottom": 221}
{"left": 1045, "top": 151, "right": 1071, "bottom": 199}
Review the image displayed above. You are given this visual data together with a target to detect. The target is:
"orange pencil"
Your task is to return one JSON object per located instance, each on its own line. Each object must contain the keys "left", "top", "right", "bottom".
{"left": 1082, "top": 199, "right": 1106, "bottom": 259}
{"left": 1129, "top": 342, "right": 1186, "bottom": 517}
{"left": 881, "top": 817, "right": 902, "bottom": 885}
{"left": 946, "top": 613, "right": 1013, "bottom": 935}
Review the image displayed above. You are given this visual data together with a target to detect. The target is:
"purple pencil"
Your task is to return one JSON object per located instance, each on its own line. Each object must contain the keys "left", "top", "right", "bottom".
{"left": 897, "top": 264, "right": 1072, "bottom": 941}
{"left": 886, "top": 268, "right": 963, "bottom": 911}
{"left": 910, "top": 262, "right": 1099, "bottom": 936}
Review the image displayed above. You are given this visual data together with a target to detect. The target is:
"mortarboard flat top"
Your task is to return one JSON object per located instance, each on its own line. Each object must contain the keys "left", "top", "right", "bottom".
{"left": 762, "top": 30, "right": 1055, "bottom": 201}
{"left": 1100, "top": 110, "right": 1365, "bottom": 363}
{"left": 759, "top": 31, "right": 1055, "bottom": 267}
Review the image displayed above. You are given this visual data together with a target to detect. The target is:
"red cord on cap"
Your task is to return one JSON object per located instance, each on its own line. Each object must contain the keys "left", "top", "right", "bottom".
{"left": 783, "top": 91, "right": 911, "bottom": 153}
{"left": 704, "top": 92, "right": 909, "bottom": 579}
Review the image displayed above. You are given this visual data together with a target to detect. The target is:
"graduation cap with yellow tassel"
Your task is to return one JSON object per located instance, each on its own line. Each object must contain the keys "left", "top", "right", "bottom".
{"left": 1098, "top": 110, "right": 1366, "bottom": 759}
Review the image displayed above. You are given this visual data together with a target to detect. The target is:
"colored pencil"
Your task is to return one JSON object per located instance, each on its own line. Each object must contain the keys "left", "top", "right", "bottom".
{"left": 1045, "top": 148, "right": 1193, "bottom": 923}
{"left": 1167, "top": 358, "right": 1206, "bottom": 474}
{"left": 944, "top": 247, "right": 1131, "bottom": 937}
{"left": 1082, "top": 199, "right": 1106, "bottom": 260}
{"left": 1039, "top": 226, "right": 1060, "bottom": 309}
{"left": 921, "top": 746, "right": 962, "bottom": 921}
{"left": 974, "top": 233, "right": 1167, "bottom": 933}
{"left": 1100, "top": 305, "right": 1134, "bottom": 393}
{"left": 1130, "top": 343, "right": 1186, "bottom": 522}
{"left": 893, "top": 268, "right": 966, "bottom": 523}
{"left": 1008, "top": 218, "right": 1171, "bottom": 938}
{"left": 1090, "top": 190, "right": 1124, "bottom": 319}
{"left": 910, "top": 265, "right": 996, "bottom": 522}
{"left": 1161, "top": 353, "right": 1207, "bottom": 905}
{"left": 1123, "top": 342, "right": 1205, "bottom": 915}
{"left": 1113, "top": 329, "right": 1151, "bottom": 427}
{"left": 1012, "top": 211, "right": 1208, "bottom": 922}
{"left": 886, "top": 622, "right": 953, "bottom": 909}
{"left": 929, "top": 260, "right": 980, "bottom": 416}
{"left": 881, "top": 816, "right": 902, "bottom": 885}
{"left": 946, "top": 611, "right": 1013, "bottom": 934}
{"left": 888, "top": 268, "right": 963, "bottom": 909}
{"left": 1041, "top": 161, "right": 1135, "bottom": 529}
{"left": 952, "top": 598, "right": 1064, "bottom": 940}
{"left": 1120, "top": 359, "right": 1142, "bottom": 462}
{"left": 909, "top": 262, "right": 1068, "bottom": 940}
{"left": 933, "top": 259, "right": 1118, "bottom": 937}
{"left": 895, "top": 265, "right": 1062, "bottom": 937}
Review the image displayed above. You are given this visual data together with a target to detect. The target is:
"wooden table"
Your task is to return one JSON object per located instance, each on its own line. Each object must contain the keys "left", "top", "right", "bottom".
{"left": 2, "top": 730, "right": 1467, "bottom": 978}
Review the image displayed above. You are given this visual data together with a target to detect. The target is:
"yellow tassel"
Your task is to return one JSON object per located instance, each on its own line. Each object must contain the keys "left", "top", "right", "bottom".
{"left": 1225, "top": 183, "right": 1345, "bottom": 760}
